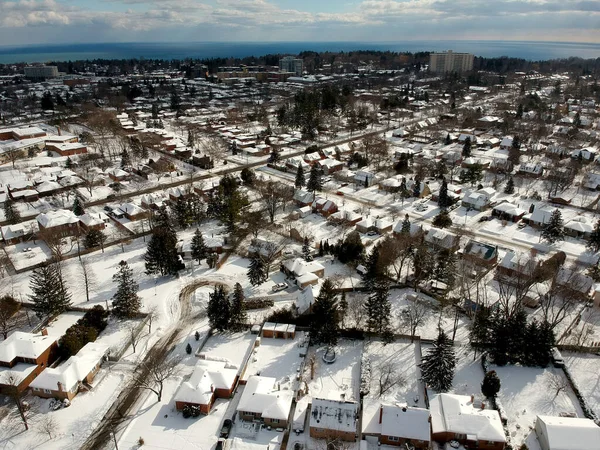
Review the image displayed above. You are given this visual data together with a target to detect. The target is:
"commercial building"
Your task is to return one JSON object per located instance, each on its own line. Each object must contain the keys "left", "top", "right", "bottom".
{"left": 429, "top": 51, "right": 474, "bottom": 73}
{"left": 24, "top": 65, "right": 59, "bottom": 80}
{"left": 279, "top": 56, "right": 303, "bottom": 76}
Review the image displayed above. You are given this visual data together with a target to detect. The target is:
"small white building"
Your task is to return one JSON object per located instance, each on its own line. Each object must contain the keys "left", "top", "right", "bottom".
{"left": 535, "top": 415, "right": 600, "bottom": 450}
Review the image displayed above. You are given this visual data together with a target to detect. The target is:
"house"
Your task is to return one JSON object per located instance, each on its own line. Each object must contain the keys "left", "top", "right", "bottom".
{"left": 191, "top": 154, "right": 214, "bottom": 169}
{"left": 0, "top": 331, "right": 59, "bottom": 395}
{"left": 518, "top": 162, "right": 544, "bottom": 176}
{"left": 461, "top": 187, "right": 496, "bottom": 211}
{"left": 282, "top": 258, "right": 325, "bottom": 288}
{"left": 174, "top": 359, "right": 238, "bottom": 414}
{"left": 294, "top": 189, "right": 315, "bottom": 207}
{"left": 106, "top": 168, "right": 131, "bottom": 182}
{"left": 406, "top": 179, "right": 431, "bottom": 198}
{"left": 525, "top": 207, "right": 556, "bottom": 228}
{"left": 37, "top": 209, "right": 80, "bottom": 237}
{"left": 309, "top": 398, "right": 358, "bottom": 442}
{"left": 237, "top": 376, "right": 293, "bottom": 427}
{"left": 363, "top": 404, "right": 430, "bottom": 449}
{"left": 462, "top": 239, "right": 498, "bottom": 267}
{"left": 492, "top": 202, "right": 526, "bottom": 222}
{"left": 356, "top": 217, "right": 393, "bottom": 235}
{"left": 564, "top": 217, "right": 594, "bottom": 239}
{"left": 78, "top": 213, "right": 108, "bottom": 232}
{"left": 355, "top": 171, "right": 376, "bottom": 187}
{"left": 535, "top": 415, "right": 600, "bottom": 450}
{"left": 496, "top": 251, "right": 538, "bottom": 279}
{"left": 117, "top": 203, "right": 150, "bottom": 221}
{"left": 430, "top": 393, "right": 506, "bottom": 450}
{"left": 571, "top": 147, "right": 596, "bottom": 162}
{"left": 1, "top": 221, "right": 38, "bottom": 245}
{"left": 140, "top": 193, "right": 167, "bottom": 210}
{"left": 29, "top": 342, "right": 109, "bottom": 401}
{"left": 316, "top": 158, "right": 344, "bottom": 175}
{"left": 583, "top": 173, "right": 600, "bottom": 190}
{"left": 556, "top": 267, "right": 593, "bottom": 297}
{"left": 328, "top": 210, "right": 363, "bottom": 226}
{"left": 425, "top": 228, "right": 460, "bottom": 252}
{"left": 499, "top": 136, "right": 513, "bottom": 150}
{"left": 46, "top": 142, "right": 87, "bottom": 157}
{"left": 315, "top": 199, "right": 338, "bottom": 218}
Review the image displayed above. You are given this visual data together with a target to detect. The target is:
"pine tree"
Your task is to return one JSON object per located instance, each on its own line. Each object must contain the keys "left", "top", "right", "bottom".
{"left": 432, "top": 210, "right": 452, "bottom": 228}
{"left": 145, "top": 210, "right": 184, "bottom": 276}
{"left": 588, "top": 221, "right": 600, "bottom": 253}
{"left": 29, "top": 263, "right": 71, "bottom": 318}
{"left": 191, "top": 228, "right": 207, "bottom": 264}
{"left": 111, "top": 260, "right": 141, "bottom": 319}
{"left": 434, "top": 250, "right": 457, "bottom": 289}
{"left": 187, "top": 129, "right": 195, "bottom": 148}
{"left": 438, "top": 178, "right": 450, "bottom": 208}
{"left": 306, "top": 165, "right": 322, "bottom": 193}
{"left": 207, "top": 285, "right": 230, "bottom": 332}
{"left": 120, "top": 149, "right": 131, "bottom": 168}
{"left": 302, "top": 237, "right": 313, "bottom": 262}
{"left": 515, "top": 104, "right": 523, "bottom": 119}
{"left": 247, "top": 256, "right": 266, "bottom": 286}
{"left": 84, "top": 229, "right": 105, "bottom": 249}
{"left": 399, "top": 178, "right": 410, "bottom": 203}
{"left": 65, "top": 157, "right": 73, "bottom": 168}
{"left": 444, "top": 133, "right": 451, "bottom": 145}
{"left": 462, "top": 137, "right": 472, "bottom": 158}
{"left": 420, "top": 329, "right": 456, "bottom": 392}
{"left": 309, "top": 279, "right": 339, "bottom": 346}
{"left": 481, "top": 370, "right": 501, "bottom": 399}
{"left": 362, "top": 246, "right": 383, "bottom": 292}
{"left": 3, "top": 198, "right": 21, "bottom": 225}
{"left": 173, "top": 197, "right": 192, "bottom": 229}
{"left": 541, "top": 209, "right": 565, "bottom": 244}
{"left": 504, "top": 177, "right": 515, "bottom": 194}
{"left": 295, "top": 164, "right": 305, "bottom": 189}
{"left": 229, "top": 283, "right": 247, "bottom": 331}
{"left": 364, "top": 280, "right": 392, "bottom": 337}
{"left": 268, "top": 148, "right": 280, "bottom": 164}
{"left": 401, "top": 214, "right": 411, "bottom": 234}
{"left": 413, "top": 176, "right": 422, "bottom": 198}
{"left": 186, "top": 343, "right": 193, "bottom": 354}
{"left": 508, "top": 135, "right": 521, "bottom": 166}
{"left": 72, "top": 197, "right": 85, "bottom": 216}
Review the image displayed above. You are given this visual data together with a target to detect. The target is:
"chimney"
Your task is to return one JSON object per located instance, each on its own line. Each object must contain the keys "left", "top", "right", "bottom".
{"left": 210, "top": 384, "right": 214, "bottom": 393}
{"left": 379, "top": 405, "right": 384, "bottom": 424}
{"left": 481, "top": 402, "right": 485, "bottom": 410}
{"left": 41, "top": 328, "right": 48, "bottom": 336}
{"left": 57, "top": 126, "right": 61, "bottom": 136}
{"left": 470, "top": 394, "right": 474, "bottom": 404}
{"left": 57, "top": 381, "right": 63, "bottom": 392}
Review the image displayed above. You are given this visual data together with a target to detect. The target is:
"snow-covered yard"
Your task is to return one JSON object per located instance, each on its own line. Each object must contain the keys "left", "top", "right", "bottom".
{"left": 564, "top": 352, "right": 600, "bottom": 418}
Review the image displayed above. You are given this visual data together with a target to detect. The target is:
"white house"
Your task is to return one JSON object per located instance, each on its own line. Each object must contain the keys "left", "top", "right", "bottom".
{"left": 535, "top": 415, "right": 600, "bottom": 450}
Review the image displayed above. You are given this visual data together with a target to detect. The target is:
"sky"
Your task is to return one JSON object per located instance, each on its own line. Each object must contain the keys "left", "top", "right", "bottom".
{"left": 0, "top": 0, "right": 599, "bottom": 46}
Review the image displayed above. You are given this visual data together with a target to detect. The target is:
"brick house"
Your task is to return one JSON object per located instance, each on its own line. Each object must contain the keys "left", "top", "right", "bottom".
{"left": 46, "top": 142, "right": 87, "bottom": 157}
{"left": 0, "top": 331, "right": 59, "bottom": 395}
{"left": 309, "top": 398, "right": 358, "bottom": 442}
{"left": 462, "top": 239, "right": 498, "bottom": 268}
{"left": 174, "top": 359, "right": 238, "bottom": 414}
{"left": 363, "top": 404, "right": 430, "bottom": 449}
{"left": 37, "top": 209, "right": 80, "bottom": 237}
{"left": 237, "top": 376, "right": 293, "bottom": 427}
{"left": 29, "top": 342, "right": 109, "bottom": 401}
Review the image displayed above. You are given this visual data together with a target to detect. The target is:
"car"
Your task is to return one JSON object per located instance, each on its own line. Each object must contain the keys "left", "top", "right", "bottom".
{"left": 220, "top": 419, "right": 232, "bottom": 438}
{"left": 478, "top": 216, "right": 491, "bottom": 222}
{"left": 272, "top": 282, "right": 287, "bottom": 292}
{"left": 216, "top": 438, "right": 225, "bottom": 450}
{"left": 366, "top": 231, "right": 378, "bottom": 237}
{"left": 517, "top": 222, "right": 527, "bottom": 229}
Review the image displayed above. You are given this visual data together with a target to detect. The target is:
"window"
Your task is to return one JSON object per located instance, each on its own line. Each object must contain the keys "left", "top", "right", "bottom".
{"left": 388, "top": 436, "right": 399, "bottom": 442}
{"left": 271, "top": 419, "right": 279, "bottom": 424}
{"left": 44, "top": 389, "right": 52, "bottom": 394}
{"left": 455, "top": 433, "right": 466, "bottom": 440}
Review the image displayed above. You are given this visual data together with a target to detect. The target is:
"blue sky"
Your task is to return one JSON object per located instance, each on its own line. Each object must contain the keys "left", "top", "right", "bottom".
{"left": 0, "top": 0, "right": 598, "bottom": 46}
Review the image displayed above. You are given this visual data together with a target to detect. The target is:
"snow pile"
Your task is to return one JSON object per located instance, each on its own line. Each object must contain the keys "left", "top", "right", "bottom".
{"left": 360, "top": 355, "right": 371, "bottom": 396}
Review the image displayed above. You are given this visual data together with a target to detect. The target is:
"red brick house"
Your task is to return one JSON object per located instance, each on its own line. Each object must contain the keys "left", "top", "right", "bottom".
{"left": 237, "top": 376, "right": 293, "bottom": 427}
{"left": 37, "top": 209, "right": 80, "bottom": 237}
{"left": 309, "top": 398, "right": 358, "bottom": 442}
{"left": 46, "top": 142, "right": 88, "bottom": 157}
{"left": 174, "top": 360, "right": 238, "bottom": 414}
{"left": 362, "top": 404, "right": 430, "bottom": 450}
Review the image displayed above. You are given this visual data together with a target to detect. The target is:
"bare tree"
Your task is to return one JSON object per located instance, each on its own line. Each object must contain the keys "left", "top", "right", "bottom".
{"left": 6, "top": 149, "right": 25, "bottom": 169}
{"left": 128, "top": 323, "right": 143, "bottom": 353}
{"left": 255, "top": 240, "right": 285, "bottom": 277}
{"left": 377, "top": 361, "right": 405, "bottom": 397}
{"left": 255, "top": 180, "right": 289, "bottom": 223}
{"left": 37, "top": 228, "right": 76, "bottom": 267}
{"left": 37, "top": 414, "right": 58, "bottom": 440}
{"left": 200, "top": 136, "right": 226, "bottom": 164}
{"left": 0, "top": 296, "right": 21, "bottom": 339}
{"left": 132, "top": 356, "right": 179, "bottom": 402}
{"left": 4, "top": 373, "right": 30, "bottom": 430}
{"left": 79, "top": 259, "right": 97, "bottom": 303}
{"left": 546, "top": 372, "right": 569, "bottom": 399}
{"left": 399, "top": 299, "right": 428, "bottom": 342}
{"left": 146, "top": 306, "right": 159, "bottom": 334}
{"left": 347, "top": 295, "right": 365, "bottom": 329}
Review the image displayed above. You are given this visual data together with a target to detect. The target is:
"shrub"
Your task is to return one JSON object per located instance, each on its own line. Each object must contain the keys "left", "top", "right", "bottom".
{"left": 58, "top": 306, "right": 108, "bottom": 359}
{"left": 186, "top": 343, "right": 192, "bottom": 354}
{"left": 138, "top": 437, "right": 145, "bottom": 446}
{"left": 481, "top": 370, "right": 501, "bottom": 399}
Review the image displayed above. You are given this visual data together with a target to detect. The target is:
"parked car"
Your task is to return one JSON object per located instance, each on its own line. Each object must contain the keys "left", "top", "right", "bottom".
{"left": 220, "top": 419, "right": 232, "bottom": 438}
{"left": 366, "top": 230, "right": 378, "bottom": 237}
{"left": 478, "top": 215, "right": 491, "bottom": 222}
{"left": 272, "top": 282, "right": 287, "bottom": 292}
{"left": 517, "top": 222, "right": 527, "bottom": 229}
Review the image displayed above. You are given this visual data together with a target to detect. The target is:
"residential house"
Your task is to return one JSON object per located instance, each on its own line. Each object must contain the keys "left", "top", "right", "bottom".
{"left": 564, "top": 217, "right": 594, "bottom": 239}
{"left": 78, "top": 213, "right": 108, "bottom": 232}
{"left": 535, "top": 415, "right": 600, "bottom": 450}
{"left": 140, "top": 193, "right": 167, "bottom": 210}
{"left": 309, "top": 398, "right": 358, "bottom": 442}
{"left": 461, "top": 187, "right": 496, "bottom": 211}
{"left": 556, "top": 267, "right": 593, "bottom": 298}
{"left": 462, "top": 239, "right": 498, "bottom": 268}
{"left": 174, "top": 359, "right": 238, "bottom": 414}
{"left": 261, "top": 323, "right": 296, "bottom": 339}
{"left": 314, "top": 198, "right": 338, "bottom": 218}
{"left": 117, "top": 203, "right": 150, "bottom": 221}
{"left": 29, "top": 342, "right": 109, "bottom": 401}
{"left": 406, "top": 179, "right": 431, "bottom": 198}
{"left": 355, "top": 171, "right": 376, "bottom": 188}
{"left": 294, "top": 189, "right": 315, "bottom": 207}
{"left": 583, "top": 173, "right": 600, "bottom": 191}
{"left": 328, "top": 210, "right": 363, "bottom": 226}
{"left": 571, "top": 147, "right": 596, "bottom": 162}
{"left": 430, "top": 393, "right": 506, "bottom": 450}
{"left": 46, "top": 142, "right": 87, "bottom": 157}
{"left": 492, "top": 202, "right": 527, "bottom": 222}
{"left": 499, "top": 136, "right": 513, "bottom": 151}
{"left": 518, "top": 162, "right": 544, "bottom": 176}
{"left": 316, "top": 158, "right": 344, "bottom": 175}
{"left": 237, "top": 376, "right": 293, "bottom": 427}
{"left": 363, "top": 404, "right": 430, "bottom": 450}
{"left": 106, "top": 168, "right": 131, "bottom": 182}
{"left": 282, "top": 258, "right": 325, "bottom": 288}
{"left": 524, "top": 207, "right": 556, "bottom": 228}
{"left": 496, "top": 251, "right": 538, "bottom": 279}
{"left": 424, "top": 228, "right": 460, "bottom": 252}
{"left": 0, "top": 331, "right": 58, "bottom": 395}
{"left": 355, "top": 217, "right": 393, "bottom": 235}
{"left": 37, "top": 209, "right": 80, "bottom": 237}
{"left": 1, "top": 220, "right": 38, "bottom": 245}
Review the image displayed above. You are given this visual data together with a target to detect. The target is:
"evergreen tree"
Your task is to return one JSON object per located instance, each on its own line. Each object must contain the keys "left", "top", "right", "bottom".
{"left": 295, "top": 164, "right": 305, "bottom": 189}
{"left": 337, "top": 231, "right": 365, "bottom": 264}
{"left": 29, "top": 263, "right": 71, "bottom": 318}
{"left": 399, "top": 178, "right": 410, "bottom": 203}
{"left": 434, "top": 250, "right": 457, "bottom": 289}
{"left": 339, "top": 290, "right": 348, "bottom": 326}
{"left": 420, "top": 329, "right": 456, "bottom": 392}
{"left": 186, "top": 343, "right": 193, "bottom": 354}
{"left": 191, "top": 228, "right": 208, "bottom": 264}
{"left": 588, "top": 221, "right": 600, "bottom": 253}
{"left": 72, "top": 197, "right": 85, "bottom": 216}
{"left": 432, "top": 210, "right": 452, "bottom": 228}
{"left": 41, "top": 91, "right": 54, "bottom": 110}
{"left": 310, "top": 279, "right": 339, "bottom": 346}
{"left": 65, "top": 157, "right": 73, "bottom": 168}
{"left": 504, "top": 177, "right": 515, "bottom": 195}
{"left": 3, "top": 198, "right": 21, "bottom": 225}
{"left": 481, "top": 370, "right": 501, "bottom": 399}
{"left": 364, "top": 280, "right": 393, "bottom": 337}
{"left": 541, "top": 209, "right": 565, "bottom": 244}
{"left": 362, "top": 246, "right": 383, "bottom": 292}
{"left": 207, "top": 285, "right": 230, "bottom": 332}
{"left": 84, "top": 229, "right": 105, "bottom": 249}
{"left": 268, "top": 148, "right": 280, "bottom": 164}
{"left": 120, "top": 149, "right": 131, "bottom": 168}
{"left": 401, "top": 214, "right": 411, "bottom": 234}
{"left": 462, "top": 137, "right": 472, "bottom": 158}
{"left": 413, "top": 176, "right": 422, "bottom": 198}
{"left": 438, "top": 178, "right": 450, "bottom": 208}
{"left": 444, "top": 133, "right": 451, "bottom": 145}
{"left": 187, "top": 129, "right": 195, "bottom": 148}
{"left": 229, "top": 283, "right": 247, "bottom": 331}
{"left": 302, "top": 236, "right": 313, "bottom": 262}
{"left": 247, "top": 256, "right": 266, "bottom": 286}
{"left": 508, "top": 135, "right": 521, "bottom": 166}
{"left": 145, "top": 210, "right": 184, "bottom": 276}
{"left": 111, "top": 260, "right": 141, "bottom": 319}
{"left": 515, "top": 104, "right": 523, "bottom": 119}
{"left": 306, "top": 165, "right": 322, "bottom": 193}
{"left": 173, "top": 197, "right": 193, "bottom": 229}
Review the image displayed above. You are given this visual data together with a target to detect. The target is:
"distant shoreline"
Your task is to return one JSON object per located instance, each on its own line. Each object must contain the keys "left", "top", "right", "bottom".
{"left": 0, "top": 40, "right": 599, "bottom": 64}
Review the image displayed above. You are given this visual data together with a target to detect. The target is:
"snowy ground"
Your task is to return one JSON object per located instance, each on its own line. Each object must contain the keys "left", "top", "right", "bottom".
{"left": 564, "top": 352, "right": 600, "bottom": 418}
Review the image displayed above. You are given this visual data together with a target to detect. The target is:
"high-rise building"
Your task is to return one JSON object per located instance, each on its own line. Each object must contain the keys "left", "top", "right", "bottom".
{"left": 429, "top": 51, "right": 474, "bottom": 73}
{"left": 24, "top": 65, "right": 59, "bottom": 80}
{"left": 279, "top": 56, "right": 303, "bottom": 76}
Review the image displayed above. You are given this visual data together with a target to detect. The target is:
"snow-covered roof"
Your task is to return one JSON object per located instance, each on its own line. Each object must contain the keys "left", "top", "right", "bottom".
{"left": 309, "top": 398, "right": 358, "bottom": 434}
{"left": 381, "top": 404, "right": 430, "bottom": 442}
{"left": 536, "top": 415, "right": 600, "bottom": 450}
{"left": 237, "top": 376, "right": 293, "bottom": 420}
{"left": 174, "top": 359, "right": 238, "bottom": 406}
{"left": 529, "top": 207, "right": 556, "bottom": 225}
{"left": 29, "top": 342, "right": 109, "bottom": 392}
{"left": 430, "top": 394, "right": 505, "bottom": 443}
{"left": 0, "top": 332, "right": 57, "bottom": 363}
{"left": 118, "top": 202, "right": 145, "bottom": 216}
{"left": 37, "top": 209, "right": 79, "bottom": 228}
{"left": 79, "top": 213, "right": 106, "bottom": 227}
{"left": 492, "top": 202, "right": 526, "bottom": 217}
{"left": 283, "top": 258, "right": 325, "bottom": 277}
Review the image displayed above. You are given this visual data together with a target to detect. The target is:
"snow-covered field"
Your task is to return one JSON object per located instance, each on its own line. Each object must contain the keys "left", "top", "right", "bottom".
{"left": 564, "top": 352, "right": 600, "bottom": 418}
